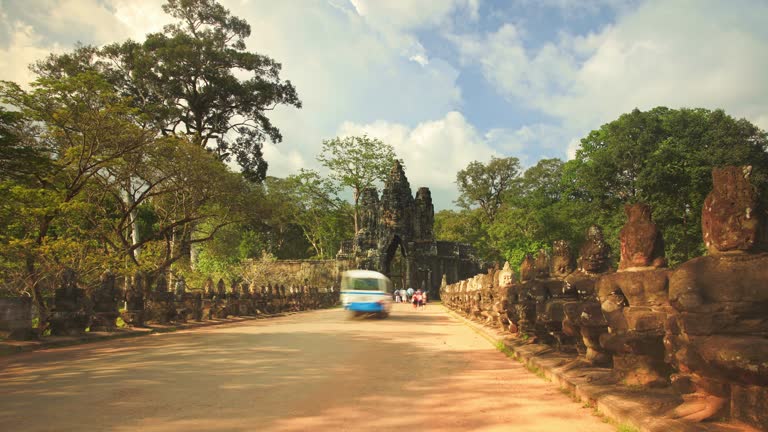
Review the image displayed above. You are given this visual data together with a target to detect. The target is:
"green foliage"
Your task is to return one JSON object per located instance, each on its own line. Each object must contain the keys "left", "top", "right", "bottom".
{"left": 446, "top": 108, "right": 767, "bottom": 268}
{"left": 455, "top": 156, "right": 521, "bottom": 222}
{"left": 33, "top": 0, "right": 301, "bottom": 182}
{"left": 569, "top": 107, "right": 768, "bottom": 265}
{"left": 317, "top": 135, "right": 398, "bottom": 232}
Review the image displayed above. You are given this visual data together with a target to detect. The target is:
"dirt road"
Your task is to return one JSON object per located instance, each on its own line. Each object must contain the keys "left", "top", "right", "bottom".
{"left": 0, "top": 303, "right": 615, "bottom": 431}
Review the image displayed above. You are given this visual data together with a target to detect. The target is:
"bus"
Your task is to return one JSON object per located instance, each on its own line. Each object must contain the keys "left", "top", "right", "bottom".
{"left": 340, "top": 270, "right": 392, "bottom": 318}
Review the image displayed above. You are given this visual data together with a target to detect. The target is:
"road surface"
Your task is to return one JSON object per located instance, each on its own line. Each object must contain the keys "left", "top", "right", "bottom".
{"left": 0, "top": 303, "right": 615, "bottom": 431}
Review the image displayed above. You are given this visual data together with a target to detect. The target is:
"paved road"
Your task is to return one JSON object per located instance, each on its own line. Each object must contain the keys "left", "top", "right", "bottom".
{"left": 0, "top": 303, "right": 615, "bottom": 431}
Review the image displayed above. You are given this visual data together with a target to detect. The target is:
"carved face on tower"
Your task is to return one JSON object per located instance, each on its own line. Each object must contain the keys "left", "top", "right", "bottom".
{"left": 579, "top": 225, "right": 611, "bottom": 273}
{"left": 551, "top": 240, "right": 575, "bottom": 278}
{"left": 619, "top": 203, "right": 666, "bottom": 269}
{"left": 217, "top": 279, "right": 226, "bottom": 296}
{"left": 702, "top": 166, "right": 761, "bottom": 255}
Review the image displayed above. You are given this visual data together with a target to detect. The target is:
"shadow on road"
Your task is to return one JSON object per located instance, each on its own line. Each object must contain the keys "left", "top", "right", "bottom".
{"left": 0, "top": 307, "right": 612, "bottom": 432}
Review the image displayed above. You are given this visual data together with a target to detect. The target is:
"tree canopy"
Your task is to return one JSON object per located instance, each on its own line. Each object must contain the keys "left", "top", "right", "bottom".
{"left": 33, "top": 0, "right": 301, "bottom": 182}
{"left": 317, "top": 135, "right": 398, "bottom": 233}
{"left": 437, "top": 107, "right": 768, "bottom": 268}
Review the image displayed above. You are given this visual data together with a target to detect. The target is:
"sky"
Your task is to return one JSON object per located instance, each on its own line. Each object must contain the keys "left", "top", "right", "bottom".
{"left": 1, "top": 0, "right": 767, "bottom": 209}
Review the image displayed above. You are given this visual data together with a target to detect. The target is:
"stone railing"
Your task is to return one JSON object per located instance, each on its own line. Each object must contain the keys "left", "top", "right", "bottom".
{"left": 440, "top": 166, "right": 768, "bottom": 431}
{"left": 2, "top": 271, "right": 339, "bottom": 340}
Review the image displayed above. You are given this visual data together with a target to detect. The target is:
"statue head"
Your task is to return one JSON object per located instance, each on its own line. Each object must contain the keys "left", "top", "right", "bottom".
{"left": 619, "top": 203, "right": 666, "bottom": 269}
{"left": 534, "top": 249, "right": 550, "bottom": 279}
{"left": 702, "top": 166, "right": 762, "bottom": 255}
{"left": 217, "top": 278, "right": 226, "bottom": 295}
{"left": 498, "top": 262, "right": 515, "bottom": 287}
{"left": 520, "top": 254, "right": 535, "bottom": 281}
{"left": 62, "top": 268, "right": 78, "bottom": 294}
{"left": 579, "top": 225, "right": 611, "bottom": 273}
{"left": 551, "top": 240, "right": 575, "bottom": 278}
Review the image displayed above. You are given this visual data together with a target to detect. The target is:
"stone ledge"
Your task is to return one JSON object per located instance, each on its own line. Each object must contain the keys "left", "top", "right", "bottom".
{"left": 442, "top": 306, "right": 759, "bottom": 432}
{"left": 0, "top": 312, "right": 296, "bottom": 357}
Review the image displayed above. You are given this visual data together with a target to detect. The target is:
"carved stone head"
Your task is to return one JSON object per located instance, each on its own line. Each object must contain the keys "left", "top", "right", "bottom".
{"left": 534, "top": 249, "right": 550, "bottom": 279}
{"left": 62, "top": 268, "right": 78, "bottom": 295}
{"left": 156, "top": 275, "right": 168, "bottom": 293}
{"left": 520, "top": 254, "right": 535, "bottom": 281}
{"left": 217, "top": 279, "right": 226, "bottom": 296}
{"left": 579, "top": 225, "right": 611, "bottom": 273}
{"left": 619, "top": 203, "right": 666, "bottom": 269}
{"left": 498, "top": 262, "right": 515, "bottom": 287}
{"left": 702, "top": 166, "right": 761, "bottom": 254}
{"left": 204, "top": 277, "right": 214, "bottom": 296}
{"left": 100, "top": 270, "right": 115, "bottom": 292}
{"left": 551, "top": 240, "right": 575, "bottom": 278}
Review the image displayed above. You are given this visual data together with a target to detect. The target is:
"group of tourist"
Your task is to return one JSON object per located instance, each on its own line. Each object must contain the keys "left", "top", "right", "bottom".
{"left": 393, "top": 288, "right": 427, "bottom": 309}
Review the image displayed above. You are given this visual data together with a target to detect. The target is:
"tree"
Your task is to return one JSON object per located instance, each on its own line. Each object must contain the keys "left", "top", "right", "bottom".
{"left": 569, "top": 107, "right": 768, "bottom": 264}
{"left": 455, "top": 156, "right": 521, "bottom": 222}
{"left": 317, "top": 135, "right": 398, "bottom": 233}
{"left": 33, "top": 0, "right": 302, "bottom": 182}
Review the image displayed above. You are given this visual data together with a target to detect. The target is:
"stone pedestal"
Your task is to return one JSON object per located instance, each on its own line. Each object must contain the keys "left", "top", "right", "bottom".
{"left": 0, "top": 297, "right": 34, "bottom": 340}
{"left": 49, "top": 269, "right": 90, "bottom": 336}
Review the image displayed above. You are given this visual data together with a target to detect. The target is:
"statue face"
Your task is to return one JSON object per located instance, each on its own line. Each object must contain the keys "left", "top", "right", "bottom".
{"left": 580, "top": 225, "right": 610, "bottom": 273}
{"left": 619, "top": 203, "right": 665, "bottom": 269}
{"left": 551, "top": 240, "right": 575, "bottom": 278}
{"left": 702, "top": 166, "right": 761, "bottom": 254}
{"left": 520, "top": 255, "right": 535, "bottom": 281}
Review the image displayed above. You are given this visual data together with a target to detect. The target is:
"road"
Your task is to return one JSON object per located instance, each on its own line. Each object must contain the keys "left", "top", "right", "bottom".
{"left": 0, "top": 303, "right": 615, "bottom": 432}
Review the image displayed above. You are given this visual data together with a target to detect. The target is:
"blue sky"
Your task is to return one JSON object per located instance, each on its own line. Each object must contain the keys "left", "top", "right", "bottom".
{"left": 1, "top": 0, "right": 767, "bottom": 210}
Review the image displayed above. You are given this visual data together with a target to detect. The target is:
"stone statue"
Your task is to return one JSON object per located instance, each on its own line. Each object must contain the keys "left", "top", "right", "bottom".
{"left": 122, "top": 271, "right": 146, "bottom": 327}
{"left": 90, "top": 270, "right": 121, "bottom": 331}
{"left": 507, "top": 254, "right": 537, "bottom": 337}
{"left": 537, "top": 241, "right": 578, "bottom": 351}
{"left": 596, "top": 203, "right": 671, "bottom": 387}
{"left": 49, "top": 268, "right": 90, "bottom": 336}
{"left": 561, "top": 226, "right": 613, "bottom": 365}
{"left": 174, "top": 276, "right": 187, "bottom": 298}
{"left": 664, "top": 166, "right": 768, "bottom": 428}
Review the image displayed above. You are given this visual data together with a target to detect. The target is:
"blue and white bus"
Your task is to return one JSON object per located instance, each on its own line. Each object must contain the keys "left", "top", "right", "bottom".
{"left": 340, "top": 270, "right": 392, "bottom": 318}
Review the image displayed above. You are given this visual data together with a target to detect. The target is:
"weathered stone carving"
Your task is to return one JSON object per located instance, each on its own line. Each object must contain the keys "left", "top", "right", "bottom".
{"left": 341, "top": 160, "right": 481, "bottom": 297}
{"left": 122, "top": 271, "right": 146, "bottom": 327}
{"left": 507, "top": 254, "right": 537, "bottom": 337}
{"left": 147, "top": 275, "right": 175, "bottom": 324}
{"left": 597, "top": 203, "right": 671, "bottom": 387}
{"left": 562, "top": 226, "right": 613, "bottom": 365}
{"left": 665, "top": 166, "right": 768, "bottom": 428}
{"left": 0, "top": 296, "right": 34, "bottom": 340}
{"left": 619, "top": 203, "right": 667, "bottom": 270}
{"left": 49, "top": 268, "right": 90, "bottom": 336}
{"left": 537, "top": 241, "right": 578, "bottom": 351}
{"left": 90, "top": 270, "right": 121, "bottom": 331}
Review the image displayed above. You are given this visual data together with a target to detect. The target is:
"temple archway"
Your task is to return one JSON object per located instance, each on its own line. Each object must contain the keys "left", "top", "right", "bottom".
{"left": 383, "top": 236, "right": 408, "bottom": 290}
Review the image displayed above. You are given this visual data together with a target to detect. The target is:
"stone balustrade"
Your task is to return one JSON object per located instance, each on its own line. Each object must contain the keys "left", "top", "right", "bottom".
{"left": 441, "top": 166, "right": 768, "bottom": 430}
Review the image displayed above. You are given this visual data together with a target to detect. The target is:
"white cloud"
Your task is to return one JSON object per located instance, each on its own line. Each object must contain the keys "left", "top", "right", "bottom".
{"left": 0, "top": 0, "right": 168, "bottom": 86}
{"left": 222, "top": 1, "right": 463, "bottom": 179}
{"left": 337, "top": 111, "right": 500, "bottom": 209}
{"left": 451, "top": 0, "right": 768, "bottom": 159}
{"left": 349, "top": 0, "right": 479, "bottom": 31}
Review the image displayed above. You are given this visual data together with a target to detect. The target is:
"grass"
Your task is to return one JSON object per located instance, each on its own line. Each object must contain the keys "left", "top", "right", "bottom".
{"left": 616, "top": 424, "right": 640, "bottom": 432}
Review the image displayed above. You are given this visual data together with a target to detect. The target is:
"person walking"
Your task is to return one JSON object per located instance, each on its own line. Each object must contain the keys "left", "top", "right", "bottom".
{"left": 412, "top": 290, "right": 422, "bottom": 310}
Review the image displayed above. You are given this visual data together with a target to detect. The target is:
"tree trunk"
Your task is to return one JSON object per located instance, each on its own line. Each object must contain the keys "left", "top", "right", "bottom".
{"left": 353, "top": 187, "right": 360, "bottom": 234}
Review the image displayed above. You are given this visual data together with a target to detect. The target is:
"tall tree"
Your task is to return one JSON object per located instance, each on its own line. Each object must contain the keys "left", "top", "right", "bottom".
{"left": 33, "top": 0, "right": 302, "bottom": 182}
{"left": 317, "top": 135, "right": 398, "bottom": 233}
{"left": 569, "top": 107, "right": 768, "bottom": 264}
{"left": 455, "top": 156, "right": 521, "bottom": 222}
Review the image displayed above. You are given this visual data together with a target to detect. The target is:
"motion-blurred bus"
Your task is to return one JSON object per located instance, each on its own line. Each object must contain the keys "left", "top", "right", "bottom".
{"left": 340, "top": 270, "right": 392, "bottom": 318}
